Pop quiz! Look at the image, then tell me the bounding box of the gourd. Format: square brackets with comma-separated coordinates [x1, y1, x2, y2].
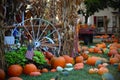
[0, 69, 5, 80]
[108, 49, 118, 57]
[23, 63, 38, 74]
[8, 64, 23, 77]
[56, 66, 63, 72]
[102, 73, 114, 80]
[74, 63, 84, 70]
[64, 63, 73, 71]
[98, 67, 109, 75]
[29, 72, 41, 76]
[95, 60, 102, 67]
[109, 57, 119, 64]
[8, 77, 23, 80]
[88, 68, 98, 74]
[50, 69, 56, 72]
[41, 68, 48, 73]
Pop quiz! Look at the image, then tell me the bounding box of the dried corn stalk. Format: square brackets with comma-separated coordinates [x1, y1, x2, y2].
[0, 3, 6, 69]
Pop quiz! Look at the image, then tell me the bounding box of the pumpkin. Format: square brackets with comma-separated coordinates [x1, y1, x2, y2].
[98, 64, 105, 69]
[88, 68, 95, 74]
[29, 72, 41, 76]
[45, 58, 51, 65]
[23, 63, 38, 74]
[98, 67, 109, 75]
[88, 68, 98, 74]
[0, 69, 5, 80]
[88, 48, 94, 53]
[108, 49, 118, 57]
[44, 51, 54, 59]
[8, 64, 23, 77]
[63, 55, 74, 64]
[109, 57, 119, 64]
[75, 56, 84, 63]
[41, 68, 48, 73]
[50, 69, 56, 72]
[50, 56, 66, 69]
[90, 24, 96, 28]
[8, 77, 23, 80]
[82, 24, 88, 28]
[81, 53, 89, 60]
[109, 46, 117, 50]
[96, 43, 106, 48]
[86, 56, 99, 66]
[94, 47, 101, 53]
[74, 63, 84, 70]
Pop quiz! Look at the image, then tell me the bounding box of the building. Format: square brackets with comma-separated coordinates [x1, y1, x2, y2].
[88, 7, 119, 34]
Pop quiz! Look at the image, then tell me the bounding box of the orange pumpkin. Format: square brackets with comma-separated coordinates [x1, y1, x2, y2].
[82, 24, 88, 28]
[75, 56, 84, 63]
[0, 69, 5, 80]
[90, 24, 96, 28]
[88, 48, 94, 53]
[88, 68, 95, 74]
[50, 56, 65, 69]
[98, 67, 109, 75]
[97, 50, 103, 54]
[81, 53, 89, 60]
[29, 72, 41, 76]
[41, 68, 48, 73]
[74, 63, 84, 70]
[23, 64, 38, 75]
[108, 49, 118, 57]
[88, 68, 98, 74]
[63, 55, 74, 64]
[50, 69, 56, 72]
[44, 51, 54, 59]
[86, 56, 99, 66]
[98, 64, 105, 69]
[45, 58, 51, 65]
[94, 47, 101, 53]
[109, 57, 119, 64]
[96, 43, 106, 48]
[8, 77, 23, 80]
[8, 65, 23, 77]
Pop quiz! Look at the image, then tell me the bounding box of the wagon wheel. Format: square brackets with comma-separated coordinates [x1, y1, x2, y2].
[15, 18, 61, 55]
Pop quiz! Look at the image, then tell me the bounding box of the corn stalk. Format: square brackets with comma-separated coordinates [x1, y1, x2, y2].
[0, 6, 5, 69]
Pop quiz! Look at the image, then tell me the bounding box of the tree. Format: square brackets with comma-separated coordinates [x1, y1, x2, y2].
[78, 0, 108, 24]
[108, 0, 120, 11]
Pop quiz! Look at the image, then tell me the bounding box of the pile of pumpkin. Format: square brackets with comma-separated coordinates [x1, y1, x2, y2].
[0, 42, 120, 80]
[81, 42, 120, 75]
[94, 34, 119, 43]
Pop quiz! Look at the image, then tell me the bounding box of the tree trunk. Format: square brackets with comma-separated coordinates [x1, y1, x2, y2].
[85, 15, 89, 24]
